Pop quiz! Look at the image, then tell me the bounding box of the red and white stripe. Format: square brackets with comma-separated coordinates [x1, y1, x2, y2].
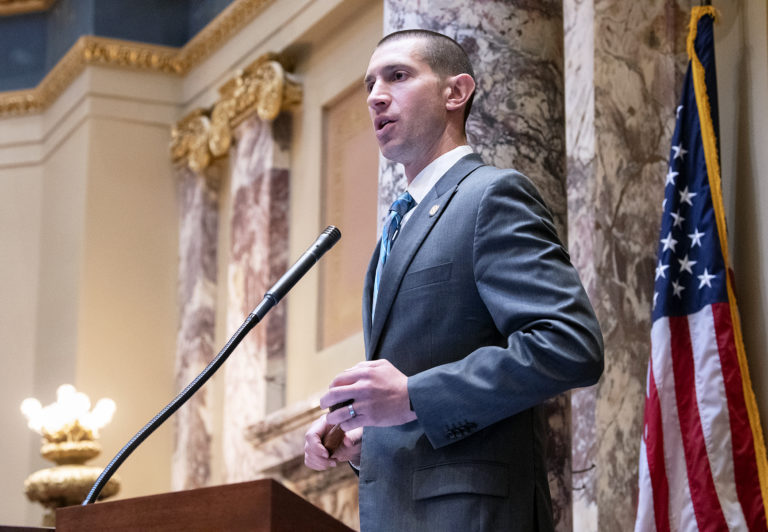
[636, 303, 765, 531]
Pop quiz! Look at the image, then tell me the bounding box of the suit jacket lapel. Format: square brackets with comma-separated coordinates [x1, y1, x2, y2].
[366, 154, 485, 358]
[362, 244, 378, 353]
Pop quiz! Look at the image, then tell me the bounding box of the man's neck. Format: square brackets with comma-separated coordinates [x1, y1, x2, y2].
[404, 133, 468, 182]
[404, 145, 473, 205]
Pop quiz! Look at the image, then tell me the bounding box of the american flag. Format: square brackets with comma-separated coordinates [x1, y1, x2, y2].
[635, 7, 768, 531]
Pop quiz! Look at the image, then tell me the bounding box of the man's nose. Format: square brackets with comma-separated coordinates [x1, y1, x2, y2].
[367, 81, 390, 109]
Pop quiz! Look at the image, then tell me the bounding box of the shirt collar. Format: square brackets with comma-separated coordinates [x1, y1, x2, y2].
[407, 145, 473, 204]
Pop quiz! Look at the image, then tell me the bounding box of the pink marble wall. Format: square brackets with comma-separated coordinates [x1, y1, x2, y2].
[382, 1, 572, 528]
[172, 164, 221, 490]
[224, 114, 290, 482]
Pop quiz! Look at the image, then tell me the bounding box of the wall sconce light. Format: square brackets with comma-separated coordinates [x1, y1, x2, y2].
[20, 384, 120, 526]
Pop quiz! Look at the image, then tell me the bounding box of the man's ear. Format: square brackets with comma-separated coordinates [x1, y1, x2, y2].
[444, 73, 475, 113]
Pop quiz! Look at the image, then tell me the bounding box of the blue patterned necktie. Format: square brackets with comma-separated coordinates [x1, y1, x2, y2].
[372, 190, 416, 320]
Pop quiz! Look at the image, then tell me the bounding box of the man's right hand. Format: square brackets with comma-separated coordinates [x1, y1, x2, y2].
[304, 414, 362, 470]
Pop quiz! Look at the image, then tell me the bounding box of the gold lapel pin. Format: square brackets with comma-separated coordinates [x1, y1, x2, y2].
[429, 204, 440, 216]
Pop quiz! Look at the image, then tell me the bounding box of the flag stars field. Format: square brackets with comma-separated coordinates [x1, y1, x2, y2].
[671, 279, 685, 298]
[672, 143, 688, 160]
[678, 186, 697, 206]
[661, 232, 678, 253]
[666, 169, 679, 186]
[678, 254, 697, 275]
[670, 210, 685, 228]
[697, 268, 715, 289]
[656, 260, 670, 280]
[689, 227, 705, 247]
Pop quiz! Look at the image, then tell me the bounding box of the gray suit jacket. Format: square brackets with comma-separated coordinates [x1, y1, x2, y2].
[358, 154, 603, 531]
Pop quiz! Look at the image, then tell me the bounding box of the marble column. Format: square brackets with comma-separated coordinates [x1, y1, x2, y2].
[172, 164, 221, 490]
[564, 0, 599, 529]
[382, 1, 572, 528]
[223, 114, 290, 482]
[588, 1, 689, 530]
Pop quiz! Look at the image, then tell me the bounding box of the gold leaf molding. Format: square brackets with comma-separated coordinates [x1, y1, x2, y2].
[0, 0, 55, 16]
[171, 54, 302, 173]
[0, 0, 276, 116]
[0, 36, 181, 116]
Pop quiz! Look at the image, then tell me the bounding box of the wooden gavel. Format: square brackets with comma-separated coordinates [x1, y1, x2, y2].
[321, 400, 353, 454]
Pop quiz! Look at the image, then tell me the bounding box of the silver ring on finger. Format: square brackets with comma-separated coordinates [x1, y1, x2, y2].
[348, 405, 357, 418]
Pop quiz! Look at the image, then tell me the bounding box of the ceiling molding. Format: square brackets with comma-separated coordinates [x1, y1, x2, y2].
[0, 0, 278, 117]
[0, 35, 182, 116]
[0, 0, 56, 17]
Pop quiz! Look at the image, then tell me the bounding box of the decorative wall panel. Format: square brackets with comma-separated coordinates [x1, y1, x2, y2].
[319, 84, 379, 349]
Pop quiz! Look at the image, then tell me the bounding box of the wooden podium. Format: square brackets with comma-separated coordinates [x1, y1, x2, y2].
[55, 479, 354, 531]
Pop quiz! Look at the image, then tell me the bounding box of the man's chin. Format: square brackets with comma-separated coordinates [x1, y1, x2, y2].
[378, 144, 405, 165]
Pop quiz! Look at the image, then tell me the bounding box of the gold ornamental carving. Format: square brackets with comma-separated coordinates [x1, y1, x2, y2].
[0, 0, 55, 16]
[172, 111, 214, 174]
[171, 54, 302, 172]
[0, 0, 277, 117]
[80, 37, 183, 74]
[0, 35, 182, 116]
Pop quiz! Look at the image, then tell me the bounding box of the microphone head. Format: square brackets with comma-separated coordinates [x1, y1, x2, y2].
[260, 225, 342, 310]
[321, 225, 342, 245]
[306, 225, 341, 262]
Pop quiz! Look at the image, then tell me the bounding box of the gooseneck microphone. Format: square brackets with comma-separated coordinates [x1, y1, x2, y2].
[256, 225, 342, 319]
[82, 226, 341, 505]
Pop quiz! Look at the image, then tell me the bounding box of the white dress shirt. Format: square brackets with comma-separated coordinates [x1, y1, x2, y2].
[401, 145, 474, 228]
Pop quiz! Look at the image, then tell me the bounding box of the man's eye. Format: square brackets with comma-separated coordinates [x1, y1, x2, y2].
[393, 72, 406, 81]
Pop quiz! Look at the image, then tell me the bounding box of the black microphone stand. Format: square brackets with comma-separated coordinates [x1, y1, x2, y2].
[82, 226, 340, 505]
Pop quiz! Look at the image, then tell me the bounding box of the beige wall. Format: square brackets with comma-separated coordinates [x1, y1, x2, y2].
[0, 163, 43, 526]
[0, 65, 180, 525]
[716, 0, 768, 440]
[75, 114, 179, 499]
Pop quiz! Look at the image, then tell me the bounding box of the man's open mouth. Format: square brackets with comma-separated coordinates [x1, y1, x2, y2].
[377, 118, 395, 130]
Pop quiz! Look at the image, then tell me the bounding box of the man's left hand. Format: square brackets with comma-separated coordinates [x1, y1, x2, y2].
[321, 359, 417, 431]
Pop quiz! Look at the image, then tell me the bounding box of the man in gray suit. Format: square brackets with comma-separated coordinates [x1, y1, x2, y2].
[305, 30, 603, 531]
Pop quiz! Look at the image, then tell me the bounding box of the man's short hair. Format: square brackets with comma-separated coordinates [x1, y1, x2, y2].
[377, 29, 476, 124]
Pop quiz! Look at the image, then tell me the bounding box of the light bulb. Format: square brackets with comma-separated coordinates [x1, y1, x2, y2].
[21, 398, 44, 434]
[20, 398, 42, 419]
[71, 391, 91, 417]
[21, 384, 116, 440]
[56, 384, 76, 403]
